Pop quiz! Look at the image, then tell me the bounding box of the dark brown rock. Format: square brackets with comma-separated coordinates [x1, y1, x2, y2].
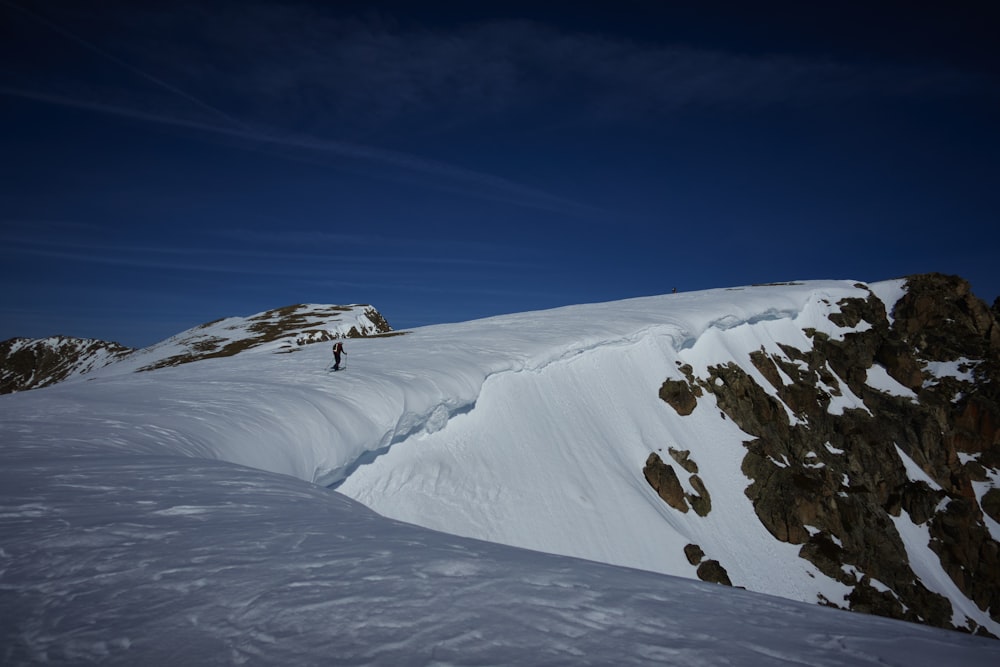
[0, 337, 132, 394]
[688, 474, 712, 517]
[684, 543, 705, 565]
[929, 499, 1000, 618]
[648, 273, 1000, 636]
[983, 489, 1000, 524]
[659, 378, 701, 416]
[643, 453, 689, 513]
[696, 560, 733, 586]
[668, 448, 699, 474]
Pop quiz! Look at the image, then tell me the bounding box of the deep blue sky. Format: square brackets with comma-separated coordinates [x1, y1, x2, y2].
[2, 1, 997, 347]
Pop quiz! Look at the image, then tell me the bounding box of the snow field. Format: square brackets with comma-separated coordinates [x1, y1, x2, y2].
[4, 446, 997, 665]
[3, 279, 999, 662]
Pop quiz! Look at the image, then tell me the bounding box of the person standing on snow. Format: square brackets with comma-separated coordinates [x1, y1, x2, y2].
[332, 341, 346, 370]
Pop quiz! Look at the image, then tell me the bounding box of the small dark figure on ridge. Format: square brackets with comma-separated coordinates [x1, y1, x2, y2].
[332, 341, 346, 370]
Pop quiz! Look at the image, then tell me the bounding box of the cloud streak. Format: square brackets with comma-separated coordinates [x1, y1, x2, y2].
[1, 234, 538, 273]
[2, 0, 250, 131]
[0, 86, 596, 217]
[0, 3, 598, 217]
[88, 6, 987, 128]
[10, 3, 987, 135]
[6, 2, 986, 221]
[207, 228, 529, 257]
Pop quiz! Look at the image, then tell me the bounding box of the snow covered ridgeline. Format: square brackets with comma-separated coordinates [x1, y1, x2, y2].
[0, 303, 395, 392]
[333, 274, 1000, 637]
[130, 303, 395, 372]
[1, 274, 998, 659]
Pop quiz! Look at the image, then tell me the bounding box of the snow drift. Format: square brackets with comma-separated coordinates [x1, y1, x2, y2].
[2, 278, 999, 663]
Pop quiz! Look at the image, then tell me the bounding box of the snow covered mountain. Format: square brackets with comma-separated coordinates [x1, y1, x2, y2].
[0, 303, 393, 392]
[0, 335, 133, 393]
[2, 275, 999, 664]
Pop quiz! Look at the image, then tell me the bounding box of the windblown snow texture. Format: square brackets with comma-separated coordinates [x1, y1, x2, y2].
[2, 280, 998, 664]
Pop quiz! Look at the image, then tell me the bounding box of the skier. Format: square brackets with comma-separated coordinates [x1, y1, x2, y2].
[332, 341, 346, 371]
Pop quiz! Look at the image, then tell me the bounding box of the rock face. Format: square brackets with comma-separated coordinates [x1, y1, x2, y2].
[649, 273, 1000, 637]
[0, 337, 133, 394]
[1, 304, 395, 394]
[643, 449, 712, 517]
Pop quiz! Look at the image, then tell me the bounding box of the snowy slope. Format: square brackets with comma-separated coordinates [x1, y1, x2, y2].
[76, 302, 392, 379]
[2, 279, 999, 663]
[4, 442, 998, 665]
[1, 304, 390, 393]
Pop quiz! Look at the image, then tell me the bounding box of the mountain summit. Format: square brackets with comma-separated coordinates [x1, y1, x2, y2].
[0, 303, 393, 393]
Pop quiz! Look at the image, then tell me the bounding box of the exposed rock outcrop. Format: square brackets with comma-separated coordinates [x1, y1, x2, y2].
[684, 543, 705, 565]
[696, 560, 733, 587]
[669, 447, 699, 474]
[683, 543, 732, 586]
[643, 453, 689, 513]
[644, 450, 711, 516]
[659, 375, 701, 416]
[984, 488, 1000, 524]
[649, 273, 1000, 637]
[0, 337, 133, 394]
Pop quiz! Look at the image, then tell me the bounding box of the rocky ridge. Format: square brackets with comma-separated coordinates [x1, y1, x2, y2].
[0, 336, 133, 394]
[0, 303, 394, 394]
[651, 273, 999, 636]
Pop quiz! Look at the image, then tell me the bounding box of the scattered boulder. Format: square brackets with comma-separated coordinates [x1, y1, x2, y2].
[643, 453, 688, 513]
[688, 475, 712, 517]
[684, 543, 705, 565]
[659, 378, 701, 416]
[669, 448, 699, 474]
[645, 451, 711, 516]
[696, 560, 732, 586]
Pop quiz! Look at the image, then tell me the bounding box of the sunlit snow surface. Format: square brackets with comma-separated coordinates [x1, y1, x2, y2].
[3, 280, 999, 664]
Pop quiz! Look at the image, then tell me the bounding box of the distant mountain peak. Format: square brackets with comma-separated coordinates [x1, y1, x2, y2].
[0, 303, 394, 393]
[135, 303, 395, 371]
[0, 336, 133, 394]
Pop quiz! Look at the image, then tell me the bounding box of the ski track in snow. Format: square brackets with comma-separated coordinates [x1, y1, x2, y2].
[2, 279, 999, 663]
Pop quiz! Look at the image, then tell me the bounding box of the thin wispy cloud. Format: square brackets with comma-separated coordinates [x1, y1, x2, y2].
[3, 235, 538, 272]
[0, 2, 599, 218]
[6, 2, 985, 222]
[0, 219, 108, 239]
[4, 1, 996, 348]
[208, 228, 530, 257]
[2, 0, 249, 131]
[84, 6, 986, 127]
[308, 277, 566, 300]
[0, 84, 595, 217]
[7, 246, 514, 280]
